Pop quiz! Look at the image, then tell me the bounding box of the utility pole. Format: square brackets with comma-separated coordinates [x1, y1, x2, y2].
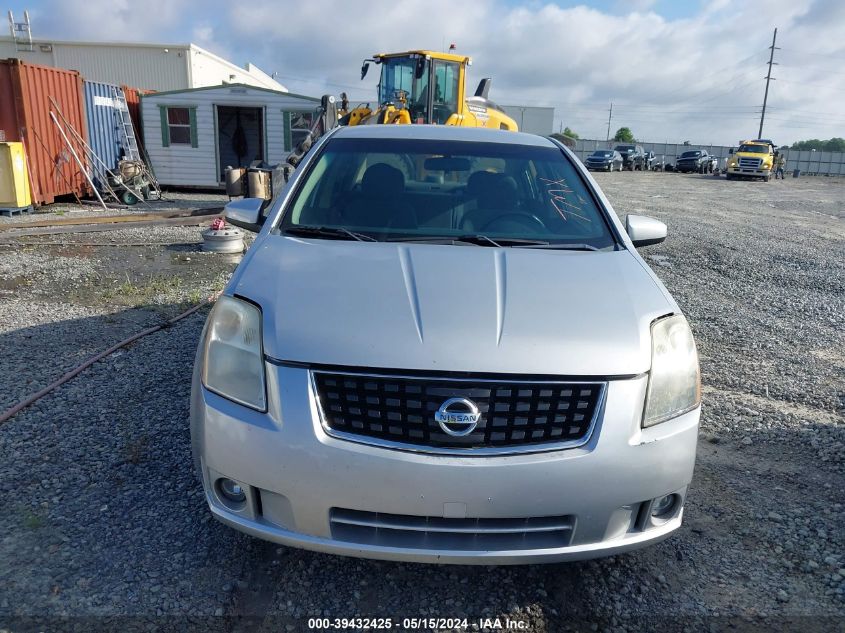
[606, 102, 613, 142]
[759, 28, 779, 139]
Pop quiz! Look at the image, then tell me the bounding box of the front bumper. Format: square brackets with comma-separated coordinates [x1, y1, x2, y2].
[191, 364, 699, 564]
[728, 166, 771, 176]
[675, 163, 700, 172]
[586, 162, 612, 171]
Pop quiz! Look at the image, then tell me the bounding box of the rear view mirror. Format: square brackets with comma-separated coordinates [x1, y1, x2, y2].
[424, 157, 470, 172]
[360, 62, 370, 80]
[626, 215, 667, 248]
[224, 198, 265, 233]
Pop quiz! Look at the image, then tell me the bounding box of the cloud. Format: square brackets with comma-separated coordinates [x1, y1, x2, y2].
[21, 0, 845, 144]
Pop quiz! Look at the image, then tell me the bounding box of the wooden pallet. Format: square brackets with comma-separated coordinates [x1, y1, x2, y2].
[0, 205, 33, 218]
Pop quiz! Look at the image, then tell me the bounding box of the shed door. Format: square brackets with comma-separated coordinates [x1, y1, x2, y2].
[216, 105, 264, 181]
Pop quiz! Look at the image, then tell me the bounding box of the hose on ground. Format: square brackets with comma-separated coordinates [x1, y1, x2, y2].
[0, 294, 219, 425]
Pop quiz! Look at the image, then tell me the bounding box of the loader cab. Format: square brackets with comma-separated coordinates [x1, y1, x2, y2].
[373, 52, 466, 125]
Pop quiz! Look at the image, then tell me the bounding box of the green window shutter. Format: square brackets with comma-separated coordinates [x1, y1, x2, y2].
[159, 106, 170, 147]
[189, 107, 198, 148]
[283, 111, 292, 152]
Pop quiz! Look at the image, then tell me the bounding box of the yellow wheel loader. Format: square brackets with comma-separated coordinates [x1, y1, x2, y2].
[285, 50, 517, 171]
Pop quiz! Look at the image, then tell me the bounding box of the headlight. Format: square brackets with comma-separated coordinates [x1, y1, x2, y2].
[643, 315, 700, 427]
[202, 296, 266, 411]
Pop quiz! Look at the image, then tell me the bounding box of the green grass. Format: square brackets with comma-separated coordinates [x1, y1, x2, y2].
[102, 273, 184, 304]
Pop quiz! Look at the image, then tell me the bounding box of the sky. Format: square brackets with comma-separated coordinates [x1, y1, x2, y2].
[8, 0, 845, 145]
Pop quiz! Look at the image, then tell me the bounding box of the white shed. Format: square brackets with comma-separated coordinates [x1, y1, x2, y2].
[141, 84, 319, 188]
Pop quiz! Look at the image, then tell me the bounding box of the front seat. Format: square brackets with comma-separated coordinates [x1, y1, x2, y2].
[341, 163, 415, 229]
[460, 174, 520, 232]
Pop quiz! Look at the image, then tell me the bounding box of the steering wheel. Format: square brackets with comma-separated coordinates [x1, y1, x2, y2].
[481, 213, 546, 233]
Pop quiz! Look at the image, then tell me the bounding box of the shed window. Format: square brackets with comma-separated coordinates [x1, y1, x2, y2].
[168, 108, 192, 144]
[160, 106, 197, 147]
[283, 111, 315, 152]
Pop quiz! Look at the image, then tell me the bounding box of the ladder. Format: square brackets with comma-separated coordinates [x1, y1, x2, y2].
[111, 86, 162, 198]
[7, 10, 33, 52]
[112, 86, 141, 161]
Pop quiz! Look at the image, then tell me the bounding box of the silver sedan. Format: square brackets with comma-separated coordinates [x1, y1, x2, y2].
[191, 125, 700, 564]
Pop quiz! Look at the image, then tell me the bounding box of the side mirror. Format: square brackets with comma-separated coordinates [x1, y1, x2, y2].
[360, 62, 370, 80]
[224, 197, 265, 233]
[626, 214, 667, 248]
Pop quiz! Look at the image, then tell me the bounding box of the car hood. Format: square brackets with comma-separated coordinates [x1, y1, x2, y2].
[233, 237, 676, 375]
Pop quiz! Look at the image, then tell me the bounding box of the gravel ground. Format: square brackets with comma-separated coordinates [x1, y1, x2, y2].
[0, 190, 229, 225]
[0, 172, 843, 633]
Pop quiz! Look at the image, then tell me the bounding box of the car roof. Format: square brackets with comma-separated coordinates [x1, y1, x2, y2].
[331, 124, 556, 147]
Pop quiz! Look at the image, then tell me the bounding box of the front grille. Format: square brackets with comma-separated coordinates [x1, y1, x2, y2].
[330, 508, 574, 550]
[739, 157, 762, 168]
[312, 370, 604, 453]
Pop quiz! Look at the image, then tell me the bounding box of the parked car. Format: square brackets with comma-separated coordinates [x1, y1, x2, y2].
[675, 149, 712, 173]
[613, 144, 647, 170]
[585, 149, 623, 172]
[193, 125, 701, 565]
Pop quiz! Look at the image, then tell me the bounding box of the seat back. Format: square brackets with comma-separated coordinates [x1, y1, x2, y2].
[460, 173, 520, 232]
[342, 163, 415, 229]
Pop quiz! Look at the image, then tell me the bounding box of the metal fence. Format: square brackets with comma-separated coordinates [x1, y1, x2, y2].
[572, 138, 845, 176]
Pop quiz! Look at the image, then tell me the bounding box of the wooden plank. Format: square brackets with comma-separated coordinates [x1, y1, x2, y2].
[0, 206, 222, 231]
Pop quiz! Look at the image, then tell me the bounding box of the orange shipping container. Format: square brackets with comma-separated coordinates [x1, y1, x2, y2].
[0, 59, 89, 205]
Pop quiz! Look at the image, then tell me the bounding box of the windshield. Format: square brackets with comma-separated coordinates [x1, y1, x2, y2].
[281, 137, 616, 249]
[680, 151, 701, 158]
[378, 56, 430, 122]
[590, 151, 613, 157]
[738, 144, 769, 154]
[615, 145, 634, 152]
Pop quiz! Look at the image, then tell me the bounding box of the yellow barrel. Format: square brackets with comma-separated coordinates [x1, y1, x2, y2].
[0, 142, 32, 210]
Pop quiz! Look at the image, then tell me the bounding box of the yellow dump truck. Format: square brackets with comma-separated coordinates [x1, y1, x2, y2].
[725, 139, 776, 182]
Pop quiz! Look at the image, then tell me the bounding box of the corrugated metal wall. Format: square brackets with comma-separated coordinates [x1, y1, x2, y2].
[84, 80, 123, 173]
[0, 58, 88, 204]
[500, 105, 555, 136]
[51, 43, 188, 91]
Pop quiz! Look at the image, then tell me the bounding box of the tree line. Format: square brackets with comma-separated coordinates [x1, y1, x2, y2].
[789, 138, 845, 152]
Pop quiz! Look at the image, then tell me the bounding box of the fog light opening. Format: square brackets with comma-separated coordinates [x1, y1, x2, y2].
[216, 477, 247, 508]
[651, 494, 679, 520]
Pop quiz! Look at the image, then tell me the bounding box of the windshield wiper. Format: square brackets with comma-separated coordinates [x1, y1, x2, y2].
[385, 235, 550, 247]
[284, 225, 377, 242]
[455, 235, 551, 247]
[512, 242, 600, 251]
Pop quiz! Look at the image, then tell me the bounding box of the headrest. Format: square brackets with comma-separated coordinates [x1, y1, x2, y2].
[478, 174, 518, 209]
[466, 170, 496, 196]
[362, 163, 405, 197]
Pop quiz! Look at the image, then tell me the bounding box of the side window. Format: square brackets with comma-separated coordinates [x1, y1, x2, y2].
[284, 111, 315, 152]
[432, 61, 460, 124]
[160, 106, 196, 147]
